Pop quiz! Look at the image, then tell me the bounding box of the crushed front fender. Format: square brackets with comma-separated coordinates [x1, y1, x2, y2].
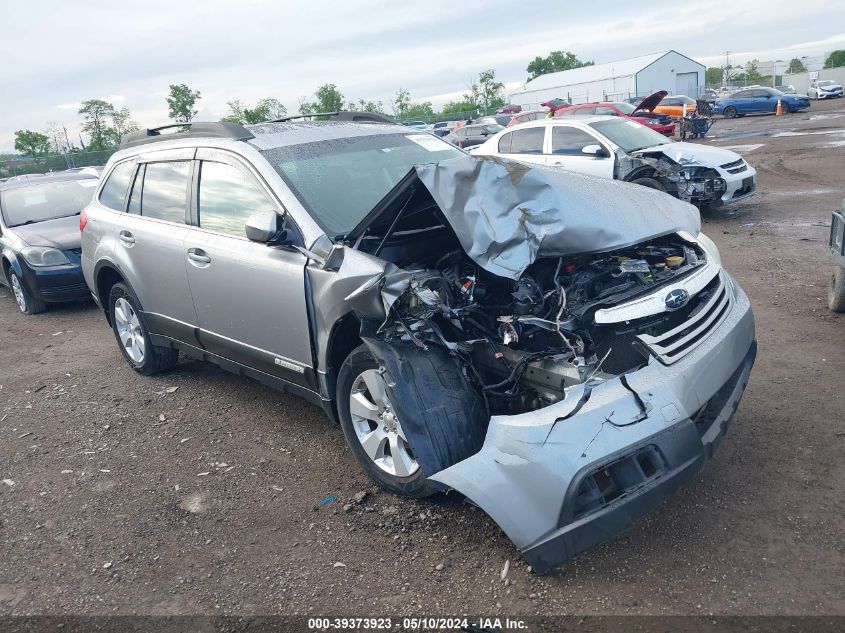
[429, 278, 756, 574]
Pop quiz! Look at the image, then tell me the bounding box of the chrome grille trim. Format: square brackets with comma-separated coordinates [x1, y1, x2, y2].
[637, 272, 733, 365]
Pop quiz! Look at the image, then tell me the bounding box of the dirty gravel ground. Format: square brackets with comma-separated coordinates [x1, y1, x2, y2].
[1, 100, 844, 618]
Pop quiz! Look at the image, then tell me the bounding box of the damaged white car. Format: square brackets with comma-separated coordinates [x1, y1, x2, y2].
[83, 118, 757, 574]
[473, 116, 757, 208]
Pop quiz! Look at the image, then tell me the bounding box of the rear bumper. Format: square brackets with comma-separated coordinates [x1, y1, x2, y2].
[430, 274, 756, 573]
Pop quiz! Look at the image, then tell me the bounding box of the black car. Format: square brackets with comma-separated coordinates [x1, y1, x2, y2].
[0, 173, 98, 314]
[444, 123, 504, 148]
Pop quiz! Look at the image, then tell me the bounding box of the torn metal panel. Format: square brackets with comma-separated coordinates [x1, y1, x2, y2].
[412, 155, 701, 280]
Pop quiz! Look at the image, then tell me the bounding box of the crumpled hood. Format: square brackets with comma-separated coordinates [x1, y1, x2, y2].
[10, 215, 81, 250]
[411, 155, 700, 279]
[636, 142, 742, 167]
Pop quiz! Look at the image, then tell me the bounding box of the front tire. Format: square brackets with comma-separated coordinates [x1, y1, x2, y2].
[337, 344, 434, 498]
[723, 106, 737, 119]
[109, 282, 178, 375]
[8, 271, 46, 315]
[829, 266, 845, 313]
[631, 177, 666, 192]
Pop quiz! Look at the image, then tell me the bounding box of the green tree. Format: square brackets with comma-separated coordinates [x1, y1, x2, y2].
[14, 130, 51, 157]
[705, 67, 723, 86]
[824, 50, 845, 69]
[787, 58, 807, 74]
[526, 50, 594, 81]
[405, 102, 435, 121]
[392, 88, 411, 118]
[347, 99, 385, 114]
[166, 83, 201, 122]
[440, 100, 477, 120]
[476, 69, 505, 111]
[223, 98, 287, 124]
[78, 99, 116, 151]
[299, 84, 345, 115]
[107, 107, 140, 146]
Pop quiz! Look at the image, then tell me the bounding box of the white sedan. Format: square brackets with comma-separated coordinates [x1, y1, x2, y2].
[472, 116, 757, 208]
[808, 80, 844, 100]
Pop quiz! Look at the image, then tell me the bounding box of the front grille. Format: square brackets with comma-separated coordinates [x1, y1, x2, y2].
[39, 282, 89, 298]
[720, 158, 747, 174]
[638, 272, 733, 364]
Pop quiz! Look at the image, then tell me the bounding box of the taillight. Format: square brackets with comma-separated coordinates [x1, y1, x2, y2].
[79, 209, 88, 232]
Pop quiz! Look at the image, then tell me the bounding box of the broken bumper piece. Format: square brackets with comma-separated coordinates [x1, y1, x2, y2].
[430, 276, 756, 574]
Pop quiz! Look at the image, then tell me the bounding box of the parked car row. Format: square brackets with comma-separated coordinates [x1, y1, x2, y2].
[713, 87, 811, 118]
[2, 115, 759, 576]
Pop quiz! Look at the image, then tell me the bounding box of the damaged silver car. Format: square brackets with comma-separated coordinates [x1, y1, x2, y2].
[82, 117, 757, 574]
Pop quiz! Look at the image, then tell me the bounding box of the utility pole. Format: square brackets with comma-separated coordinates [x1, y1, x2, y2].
[723, 51, 731, 86]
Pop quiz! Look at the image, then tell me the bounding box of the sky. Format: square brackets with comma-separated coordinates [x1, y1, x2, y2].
[2, 0, 845, 153]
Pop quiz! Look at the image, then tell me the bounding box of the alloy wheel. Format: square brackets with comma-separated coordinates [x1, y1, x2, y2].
[10, 274, 26, 312]
[114, 297, 146, 363]
[349, 369, 419, 478]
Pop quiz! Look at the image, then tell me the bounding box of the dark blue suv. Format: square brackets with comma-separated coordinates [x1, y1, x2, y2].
[714, 87, 810, 118]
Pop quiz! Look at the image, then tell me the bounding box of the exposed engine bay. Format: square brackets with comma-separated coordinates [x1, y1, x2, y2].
[369, 233, 706, 415]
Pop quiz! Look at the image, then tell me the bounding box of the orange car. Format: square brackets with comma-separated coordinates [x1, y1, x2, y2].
[650, 95, 698, 117]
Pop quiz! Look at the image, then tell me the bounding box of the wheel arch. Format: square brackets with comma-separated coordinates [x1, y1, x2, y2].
[93, 260, 129, 325]
[322, 311, 363, 424]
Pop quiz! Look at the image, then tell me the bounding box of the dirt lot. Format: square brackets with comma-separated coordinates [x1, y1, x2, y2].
[1, 100, 844, 618]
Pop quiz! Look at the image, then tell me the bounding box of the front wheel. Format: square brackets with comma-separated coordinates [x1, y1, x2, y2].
[631, 177, 666, 192]
[829, 266, 845, 313]
[109, 282, 178, 375]
[723, 106, 737, 119]
[337, 344, 435, 498]
[8, 271, 46, 315]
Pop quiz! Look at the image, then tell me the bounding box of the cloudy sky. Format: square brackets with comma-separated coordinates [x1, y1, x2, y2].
[2, 0, 845, 152]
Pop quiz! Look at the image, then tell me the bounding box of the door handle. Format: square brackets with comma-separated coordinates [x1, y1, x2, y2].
[187, 248, 211, 265]
[118, 230, 135, 245]
[551, 161, 564, 166]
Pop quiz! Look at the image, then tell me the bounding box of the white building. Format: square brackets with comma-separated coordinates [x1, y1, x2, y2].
[509, 50, 706, 110]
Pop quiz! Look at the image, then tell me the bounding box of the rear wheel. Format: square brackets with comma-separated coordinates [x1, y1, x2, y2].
[723, 106, 737, 119]
[337, 344, 434, 498]
[109, 282, 178, 375]
[829, 266, 845, 313]
[8, 271, 46, 315]
[631, 177, 666, 192]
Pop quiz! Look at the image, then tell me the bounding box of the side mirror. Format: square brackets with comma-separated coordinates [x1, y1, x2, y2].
[582, 144, 609, 158]
[245, 211, 282, 243]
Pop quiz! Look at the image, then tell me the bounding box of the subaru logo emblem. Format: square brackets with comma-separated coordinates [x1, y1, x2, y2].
[665, 289, 690, 311]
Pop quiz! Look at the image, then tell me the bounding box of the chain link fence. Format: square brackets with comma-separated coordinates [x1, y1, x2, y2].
[1, 149, 115, 179]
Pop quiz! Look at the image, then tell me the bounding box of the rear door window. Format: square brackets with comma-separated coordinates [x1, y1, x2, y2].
[133, 161, 191, 223]
[509, 127, 546, 154]
[98, 161, 135, 210]
[197, 161, 276, 237]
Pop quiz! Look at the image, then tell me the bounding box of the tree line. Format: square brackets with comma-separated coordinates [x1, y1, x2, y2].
[704, 50, 845, 87]
[11, 50, 596, 158]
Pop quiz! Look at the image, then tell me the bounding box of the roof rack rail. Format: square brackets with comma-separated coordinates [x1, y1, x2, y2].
[267, 111, 397, 124]
[120, 122, 255, 149]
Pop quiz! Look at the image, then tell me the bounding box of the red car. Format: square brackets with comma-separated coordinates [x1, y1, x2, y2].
[554, 91, 675, 136]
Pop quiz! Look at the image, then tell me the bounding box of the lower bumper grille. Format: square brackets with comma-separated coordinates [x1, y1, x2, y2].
[638, 272, 733, 364]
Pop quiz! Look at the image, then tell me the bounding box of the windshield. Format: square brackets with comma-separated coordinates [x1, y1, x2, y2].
[262, 133, 463, 236]
[614, 103, 636, 114]
[0, 178, 97, 228]
[483, 124, 504, 134]
[589, 118, 673, 152]
[818, 80, 835, 87]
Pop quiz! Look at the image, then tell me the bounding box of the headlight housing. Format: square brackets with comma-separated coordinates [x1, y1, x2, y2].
[20, 246, 71, 267]
[696, 232, 722, 267]
[647, 118, 661, 125]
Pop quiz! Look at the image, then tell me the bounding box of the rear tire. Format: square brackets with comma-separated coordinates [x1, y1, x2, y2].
[724, 106, 737, 119]
[108, 282, 178, 375]
[829, 266, 845, 313]
[631, 177, 666, 192]
[8, 271, 46, 315]
[337, 344, 435, 498]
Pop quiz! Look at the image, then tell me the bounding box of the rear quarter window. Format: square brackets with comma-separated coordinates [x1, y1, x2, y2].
[98, 162, 135, 210]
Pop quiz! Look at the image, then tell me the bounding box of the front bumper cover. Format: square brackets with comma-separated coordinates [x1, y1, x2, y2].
[429, 275, 756, 574]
